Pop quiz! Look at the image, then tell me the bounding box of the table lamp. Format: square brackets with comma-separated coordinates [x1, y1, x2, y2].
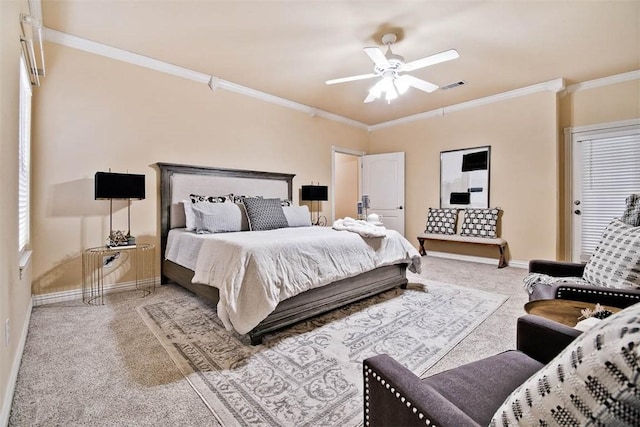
[95, 171, 145, 247]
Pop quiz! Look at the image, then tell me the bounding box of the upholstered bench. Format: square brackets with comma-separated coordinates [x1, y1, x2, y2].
[417, 233, 508, 268]
[418, 207, 508, 268]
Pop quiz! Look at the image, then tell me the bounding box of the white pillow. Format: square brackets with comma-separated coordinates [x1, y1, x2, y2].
[183, 200, 196, 231]
[283, 205, 312, 227]
[582, 219, 640, 289]
[192, 202, 244, 233]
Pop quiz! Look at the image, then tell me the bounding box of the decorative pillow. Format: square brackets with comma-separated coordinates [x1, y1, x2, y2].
[424, 208, 458, 235]
[182, 200, 196, 231]
[242, 197, 289, 231]
[283, 205, 312, 227]
[582, 219, 640, 289]
[460, 208, 500, 238]
[490, 302, 640, 426]
[189, 193, 232, 204]
[621, 194, 640, 227]
[191, 202, 244, 233]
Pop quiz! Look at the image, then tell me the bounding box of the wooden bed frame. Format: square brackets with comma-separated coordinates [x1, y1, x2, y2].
[156, 162, 408, 345]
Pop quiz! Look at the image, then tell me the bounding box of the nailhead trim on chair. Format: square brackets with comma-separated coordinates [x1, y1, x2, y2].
[557, 287, 640, 301]
[363, 363, 436, 426]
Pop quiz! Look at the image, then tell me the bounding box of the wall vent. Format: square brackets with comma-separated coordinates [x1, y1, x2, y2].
[441, 80, 467, 90]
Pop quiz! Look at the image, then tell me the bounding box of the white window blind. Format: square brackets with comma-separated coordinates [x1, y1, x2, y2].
[19, 55, 32, 252]
[579, 133, 640, 259]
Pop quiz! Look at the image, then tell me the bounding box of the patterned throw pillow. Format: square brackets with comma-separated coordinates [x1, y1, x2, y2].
[189, 193, 232, 204]
[424, 208, 458, 235]
[582, 219, 640, 289]
[242, 198, 289, 231]
[621, 194, 640, 227]
[490, 302, 640, 426]
[460, 208, 500, 238]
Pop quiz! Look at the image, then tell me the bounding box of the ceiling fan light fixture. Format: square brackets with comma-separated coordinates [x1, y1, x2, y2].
[394, 77, 410, 95]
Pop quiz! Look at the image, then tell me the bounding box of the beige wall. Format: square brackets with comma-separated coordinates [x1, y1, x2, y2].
[1, 0, 34, 422]
[31, 43, 369, 296]
[560, 79, 640, 129]
[369, 91, 560, 263]
[334, 152, 359, 219]
[556, 79, 640, 258]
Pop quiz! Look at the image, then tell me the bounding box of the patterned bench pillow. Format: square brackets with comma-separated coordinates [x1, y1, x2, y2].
[460, 208, 501, 238]
[424, 208, 458, 235]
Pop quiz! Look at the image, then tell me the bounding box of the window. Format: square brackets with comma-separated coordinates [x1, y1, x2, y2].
[19, 55, 32, 252]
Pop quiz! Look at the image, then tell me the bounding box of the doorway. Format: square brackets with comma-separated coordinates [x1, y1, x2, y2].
[332, 148, 362, 221]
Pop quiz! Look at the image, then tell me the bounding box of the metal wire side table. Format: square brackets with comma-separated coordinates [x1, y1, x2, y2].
[82, 244, 155, 305]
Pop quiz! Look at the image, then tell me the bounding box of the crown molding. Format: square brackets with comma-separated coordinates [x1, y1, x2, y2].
[43, 28, 369, 131]
[42, 28, 638, 133]
[369, 78, 565, 132]
[563, 70, 640, 95]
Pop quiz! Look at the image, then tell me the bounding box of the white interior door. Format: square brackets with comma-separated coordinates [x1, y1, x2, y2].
[362, 152, 405, 235]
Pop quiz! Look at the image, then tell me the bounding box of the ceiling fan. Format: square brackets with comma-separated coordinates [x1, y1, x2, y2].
[325, 33, 459, 103]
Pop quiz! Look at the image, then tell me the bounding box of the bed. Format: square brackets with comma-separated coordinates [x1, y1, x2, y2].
[156, 162, 421, 345]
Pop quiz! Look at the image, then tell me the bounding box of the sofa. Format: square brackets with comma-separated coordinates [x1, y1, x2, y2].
[363, 304, 640, 426]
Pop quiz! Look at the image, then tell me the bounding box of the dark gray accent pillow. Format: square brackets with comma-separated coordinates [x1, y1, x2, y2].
[242, 198, 289, 231]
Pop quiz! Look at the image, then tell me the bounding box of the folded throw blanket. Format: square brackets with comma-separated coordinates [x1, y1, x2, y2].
[522, 273, 589, 294]
[332, 217, 387, 238]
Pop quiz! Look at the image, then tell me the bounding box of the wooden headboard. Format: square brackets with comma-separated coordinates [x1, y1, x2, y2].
[155, 162, 295, 257]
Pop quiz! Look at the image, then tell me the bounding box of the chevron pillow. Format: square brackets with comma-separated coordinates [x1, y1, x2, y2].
[491, 302, 640, 426]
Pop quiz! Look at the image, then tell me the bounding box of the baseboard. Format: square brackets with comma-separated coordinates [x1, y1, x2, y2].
[32, 277, 161, 306]
[1, 297, 33, 427]
[426, 251, 528, 269]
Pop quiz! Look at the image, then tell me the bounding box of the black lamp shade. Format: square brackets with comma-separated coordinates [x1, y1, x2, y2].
[301, 185, 328, 201]
[95, 172, 146, 200]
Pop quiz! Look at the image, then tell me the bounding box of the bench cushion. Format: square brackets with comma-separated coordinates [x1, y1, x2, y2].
[418, 233, 505, 245]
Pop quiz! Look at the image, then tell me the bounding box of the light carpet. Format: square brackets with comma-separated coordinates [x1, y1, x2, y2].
[137, 273, 507, 427]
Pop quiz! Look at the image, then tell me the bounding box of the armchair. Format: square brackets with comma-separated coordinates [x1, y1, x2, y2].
[528, 259, 640, 308]
[364, 303, 640, 426]
[363, 315, 580, 427]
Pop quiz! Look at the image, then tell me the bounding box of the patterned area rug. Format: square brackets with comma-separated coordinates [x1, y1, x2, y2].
[138, 274, 507, 426]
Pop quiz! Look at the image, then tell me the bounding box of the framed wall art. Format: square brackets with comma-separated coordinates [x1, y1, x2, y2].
[440, 146, 491, 209]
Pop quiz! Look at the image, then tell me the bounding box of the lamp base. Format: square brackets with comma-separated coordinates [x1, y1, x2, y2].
[108, 230, 136, 247]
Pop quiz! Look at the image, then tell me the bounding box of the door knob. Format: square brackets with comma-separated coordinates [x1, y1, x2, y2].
[398, 206, 403, 210]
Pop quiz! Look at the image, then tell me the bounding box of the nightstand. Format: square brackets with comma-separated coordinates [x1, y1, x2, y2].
[82, 243, 155, 305]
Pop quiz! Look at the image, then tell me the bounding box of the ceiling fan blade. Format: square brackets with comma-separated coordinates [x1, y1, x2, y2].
[363, 91, 378, 103]
[399, 75, 439, 93]
[364, 47, 390, 68]
[403, 49, 459, 72]
[325, 73, 377, 85]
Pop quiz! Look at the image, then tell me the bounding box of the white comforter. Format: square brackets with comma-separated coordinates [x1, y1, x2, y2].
[190, 226, 421, 335]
